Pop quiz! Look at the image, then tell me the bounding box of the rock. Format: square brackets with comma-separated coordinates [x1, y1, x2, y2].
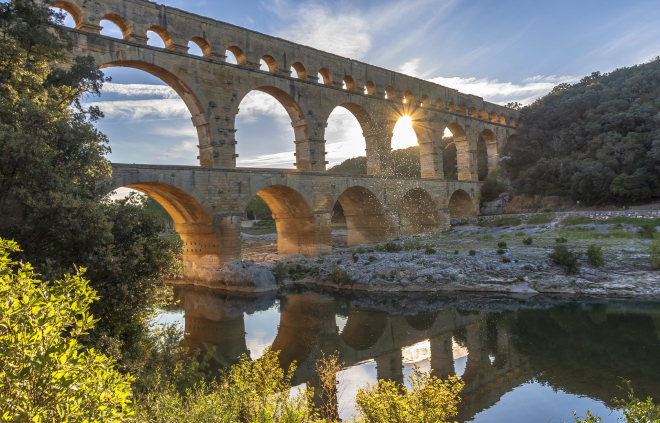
[174, 261, 277, 293]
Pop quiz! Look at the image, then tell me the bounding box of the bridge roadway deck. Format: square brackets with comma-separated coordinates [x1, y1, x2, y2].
[110, 163, 480, 266]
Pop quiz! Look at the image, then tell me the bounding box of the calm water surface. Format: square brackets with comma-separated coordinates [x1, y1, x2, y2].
[161, 287, 660, 423]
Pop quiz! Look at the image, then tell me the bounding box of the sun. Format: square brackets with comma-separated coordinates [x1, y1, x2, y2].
[391, 115, 418, 150]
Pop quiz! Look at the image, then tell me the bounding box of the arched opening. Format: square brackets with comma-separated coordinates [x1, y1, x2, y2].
[499, 114, 507, 125]
[225, 46, 246, 65]
[459, 105, 468, 116]
[509, 117, 516, 127]
[340, 307, 388, 351]
[441, 127, 458, 180]
[364, 81, 376, 95]
[99, 15, 130, 39]
[385, 86, 396, 100]
[403, 90, 414, 104]
[470, 107, 478, 119]
[399, 188, 442, 235]
[325, 103, 371, 169]
[317, 68, 333, 85]
[235, 87, 304, 169]
[445, 123, 473, 181]
[449, 189, 475, 217]
[343, 75, 356, 91]
[448, 102, 456, 113]
[479, 129, 498, 177]
[420, 95, 430, 108]
[491, 112, 499, 123]
[336, 186, 393, 246]
[260, 55, 279, 72]
[147, 25, 172, 49]
[290, 62, 306, 79]
[252, 185, 316, 255]
[391, 115, 417, 150]
[480, 109, 489, 121]
[110, 182, 221, 277]
[241, 194, 276, 261]
[189, 37, 211, 58]
[436, 99, 445, 110]
[92, 63, 208, 166]
[49, 3, 79, 28]
[405, 311, 438, 331]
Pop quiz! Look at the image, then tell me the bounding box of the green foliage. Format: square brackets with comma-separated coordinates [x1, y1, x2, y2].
[272, 262, 289, 283]
[650, 240, 660, 269]
[330, 265, 353, 286]
[637, 223, 657, 239]
[245, 195, 273, 220]
[598, 216, 660, 227]
[403, 238, 422, 251]
[523, 237, 533, 245]
[503, 59, 660, 205]
[142, 197, 174, 232]
[480, 172, 508, 204]
[586, 244, 605, 266]
[442, 140, 458, 180]
[497, 241, 508, 248]
[328, 156, 367, 175]
[549, 244, 581, 274]
[133, 349, 319, 422]
[562, 216, 594, 225]
[376, 241, 403, 253]
[354, 369, 464, 423]
[575, 384, 660, 423]
[469, 249, 476, 256]
[527, 213, 556, 224]
[556, 237, 568, 243]
[0, 238, 132, 421]
[352, 252, 359, 262]
[454, 250, 459, 254]
[502, 257, 511, 263]
[424, 245, 437, 254]
[496, 249, 506, 255]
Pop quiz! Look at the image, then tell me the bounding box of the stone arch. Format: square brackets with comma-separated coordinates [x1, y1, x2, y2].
[113, 182, 221, 276]
[189, 37, 211, 57]
[99, 13, 131, 40]
[343, 75, 356, 91]
[459, 104, 468, 116]
[448, 102, 457, 113]
[291, 62, 307, 79]
[336, 186, 393, 246]
[385, 85, 396, 100]
[499, 114, 507, 125]
[470, 107, 478, 118]
[436, 99, 445, 110]
[147, 25, 174, 49]
[405, 311, 438, 331]
[318, 68, 333, 85]
[364, 81, 376, 95]
[445, 123, 474, 181]
[398, 188, 443, 235]
[479, 129, 498, 176]
[99, 60, 211, 166]
[260, 54, 279, 72]
[324, 102, 374, 173]
[449, 189, 476, 217]
[403, 90, 415, 104]
[254, 185, 316, 255]
[491, 112, 499, 123]
[509, 117, 516, 127]
[421, 94, 430, 107]
[480, 109, 489, 121]
[50, 1, 82, 29]
[340, 307, 388, 351]
[226, 45, 247, 65]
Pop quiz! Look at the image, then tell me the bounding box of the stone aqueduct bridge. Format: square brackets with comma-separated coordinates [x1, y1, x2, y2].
[53, 0, 518, 270]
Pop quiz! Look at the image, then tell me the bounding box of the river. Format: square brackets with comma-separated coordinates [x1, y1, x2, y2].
[157, 286, 660, 422]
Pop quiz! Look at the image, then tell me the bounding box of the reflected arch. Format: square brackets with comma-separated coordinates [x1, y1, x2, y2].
[398, 188, 443, 235]
[340, 307, 388, 351]
[99, 60, 210, 165]
[336, 186, 394, 246]
[448, 189, 476, 217]
[251, 185, 317, 255]
[111, 182, 221, 275]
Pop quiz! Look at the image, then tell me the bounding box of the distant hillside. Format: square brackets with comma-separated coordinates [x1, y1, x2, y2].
[503, 58, 660, 206]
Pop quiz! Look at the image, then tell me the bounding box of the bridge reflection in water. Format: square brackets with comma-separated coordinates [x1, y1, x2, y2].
[170, 287, 660, 422]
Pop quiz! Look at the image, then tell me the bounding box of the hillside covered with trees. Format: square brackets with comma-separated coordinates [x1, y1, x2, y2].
[503, 58, 660, 206]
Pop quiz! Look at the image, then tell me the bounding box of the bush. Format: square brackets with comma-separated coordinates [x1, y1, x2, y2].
[330, 264, 353, 286]
[469, 250, 476, 256]
[352, 252, 359, 263]
[0, 238, 132, 421]
[376, 241, 402, 253]
[556, 237, 568, 243]
[497, 241, 508, 248]
[272, 262, 289, 282]
[502, 258, 511, 263]
[549, 244, 580, 274]
[527, 213, 556, 224]
[354, 369, 464, 423]
[496, 249, 506, 255]
[454, 250, 459, 254]
[424, 246, 437, 255]
[523, 237, 533, 245]
[403, 238, 422, 251]
[638, 223, 657, 239]
[586, 244, 604, 266]
[650, 240, 660, 269]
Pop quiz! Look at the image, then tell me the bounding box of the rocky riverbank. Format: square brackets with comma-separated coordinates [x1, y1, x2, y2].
[252, 214, 659, 297]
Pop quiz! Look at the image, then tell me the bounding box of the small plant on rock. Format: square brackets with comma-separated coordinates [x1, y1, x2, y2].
[638, 223, 657, 239]
[352, 252, 359, 263]
[496, 249, 506, 255]
[331, 265, 353, 286]
[586, 244, 604, 266]
[556, 237, 568, 243]
[424, 246, 437, 255]
[469, 250, 476, 256]
[497, 241, 508, 249]
[272, 262, 289, 283]
[549, 244, 580, 274]
[650, 240, 660, 269]
[523, 237, 533, 245]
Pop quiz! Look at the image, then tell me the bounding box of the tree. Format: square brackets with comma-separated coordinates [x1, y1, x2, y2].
[0, 238, 133, 422]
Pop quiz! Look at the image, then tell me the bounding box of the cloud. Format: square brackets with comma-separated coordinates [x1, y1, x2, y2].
[428, 74, 579, 105]
[237, 91, 291, 123]
[100, 82, 179, 99]
[238, 150, 296, 168]
[397, 58, 422, 78]
[86, 99, 192, 120]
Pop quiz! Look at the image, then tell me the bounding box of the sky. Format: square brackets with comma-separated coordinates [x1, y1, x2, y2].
[57, 0, 660, 168]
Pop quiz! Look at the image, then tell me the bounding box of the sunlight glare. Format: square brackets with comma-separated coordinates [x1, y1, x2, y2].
[443, 127, 453, 138]
[391, 115, 418, 150]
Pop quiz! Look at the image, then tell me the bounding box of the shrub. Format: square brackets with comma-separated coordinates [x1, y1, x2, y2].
[368, 256, 377, 263]
[425, 246, 437, 255]
[272, 262, 289, 282]
[556, 237, 568, 243]
[403, 238, 422, 251]
[527, 213, 556, 224]
[515, 231, 525, 237]
[523, 237, 533, 245]
[354, 369, 464, 423]
[586, 244, 604, 266]
[355, 247, 367, 254]
[352, 252, 359, 263]
[549, 244, 580, 274]
[376, 241, 402, 253]
[497, 241, 508, 249]
[330, 264, 353, 286]
[502, 258, 511, 263]
[454, 250, 459, 255]
[638, 223, 657, 239]
[469, 250, 476, 256]
[650, 240, 660, 269]
[496, 249, 506, 255]
[0, 238, 132, 421]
